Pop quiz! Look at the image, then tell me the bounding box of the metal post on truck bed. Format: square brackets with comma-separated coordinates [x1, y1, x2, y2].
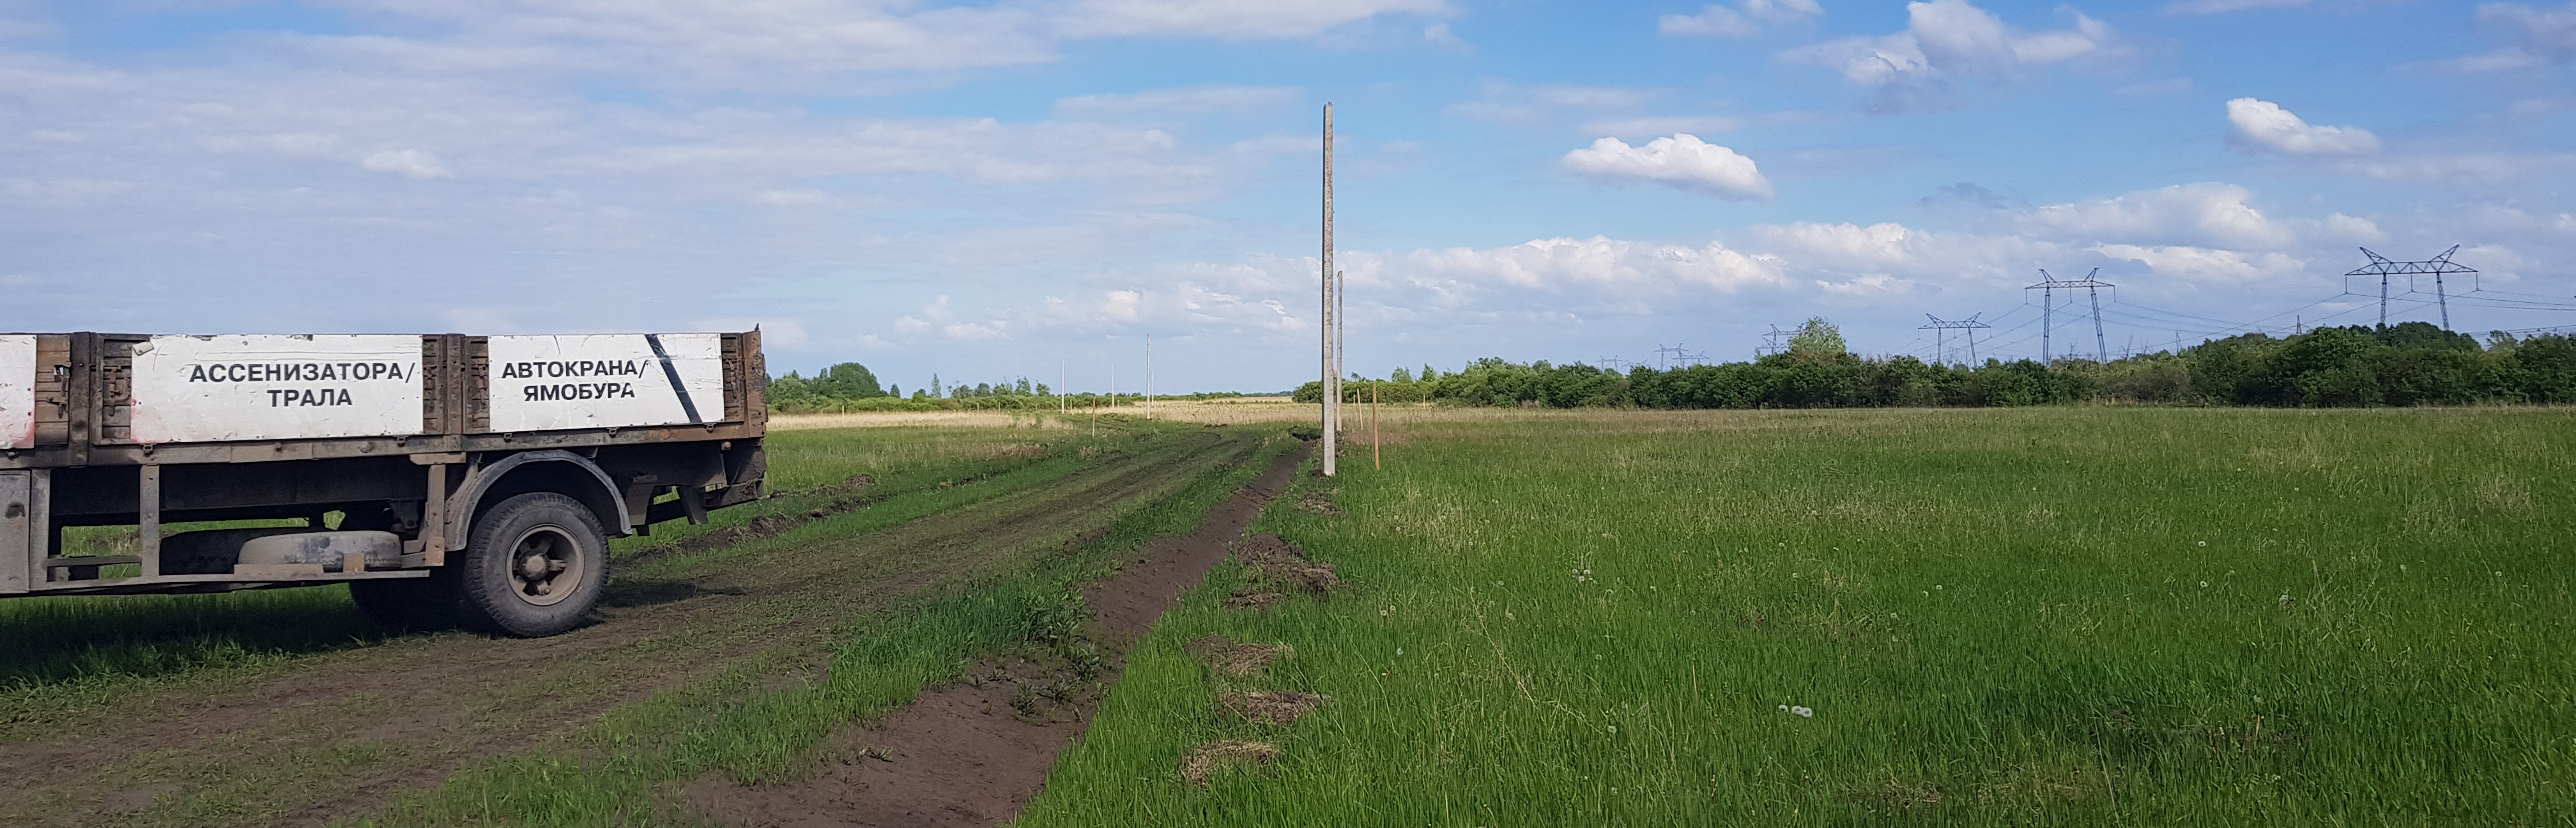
[422, 461, 447, 567]
[137, 463, 160, 578]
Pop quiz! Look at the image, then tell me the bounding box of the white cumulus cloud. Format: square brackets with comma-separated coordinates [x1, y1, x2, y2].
[1562, 134, 1773, 199]
[1053, 84, 1301, 116]
[1409, 236, 1784, 293]
[1781, 0, 2114, 111]
[2021, 183, 2299, 249]
[2225, 98, 2380, 157]
[1061, 0, 1452, 40]
[2094, 244, 2307, 283]
[361, 148, 450, 179]
[1661, 0, 1822, 36]
[2165, 0, 2309, 14]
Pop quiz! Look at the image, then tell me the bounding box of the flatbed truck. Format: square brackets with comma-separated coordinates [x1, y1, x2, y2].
[0, 330, 768, 636]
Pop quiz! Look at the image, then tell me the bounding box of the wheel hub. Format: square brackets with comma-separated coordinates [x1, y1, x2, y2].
[504, 526, 584, 607]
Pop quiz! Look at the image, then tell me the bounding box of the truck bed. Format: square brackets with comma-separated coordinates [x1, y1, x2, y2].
[2, 331, 769, 596]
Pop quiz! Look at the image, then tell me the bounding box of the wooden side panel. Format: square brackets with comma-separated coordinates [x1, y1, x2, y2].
[32, 335, 69, 447]
[742, 328, 765, 431]
[95, 337, 139, 444]
[721, 333, 745, 422]
[464, 336, 491, 433]
[420, 335, 448, 436]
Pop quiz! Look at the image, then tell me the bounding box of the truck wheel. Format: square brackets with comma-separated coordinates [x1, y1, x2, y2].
[348, 577, 461, 631]
[454, 492, 608, 638]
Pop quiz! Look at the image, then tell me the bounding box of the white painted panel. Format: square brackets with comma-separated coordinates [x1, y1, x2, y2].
[129, 335, 424, 443]
[486, 334, 723, 432]
[0, 335, 33, 450]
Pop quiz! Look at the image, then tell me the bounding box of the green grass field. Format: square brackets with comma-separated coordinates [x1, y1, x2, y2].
[1023, 407, 2576, 826]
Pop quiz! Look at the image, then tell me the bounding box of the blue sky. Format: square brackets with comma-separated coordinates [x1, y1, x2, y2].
[4, 0, 2572, 392]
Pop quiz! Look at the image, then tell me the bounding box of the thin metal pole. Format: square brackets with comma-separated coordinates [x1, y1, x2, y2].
[1145, 334, 1152, 420]
[137, 464, 160, 578]
[1321, 102, 1337, 477]
[1371, 380, 1379, 471]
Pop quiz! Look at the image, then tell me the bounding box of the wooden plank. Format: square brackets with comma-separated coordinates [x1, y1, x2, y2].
[1, 471, 29, 593]
[422, 463, 448, 562]
[65, 333, 93, 466]
[464, 336, 491, 433]
[95, 337, 135, 444]
[420, 334, 447, 436]
[742, 328, 766, 429]
[32, 334, 68, 447]
[721, 333, 745, 422]
[137, 464, 160, 578]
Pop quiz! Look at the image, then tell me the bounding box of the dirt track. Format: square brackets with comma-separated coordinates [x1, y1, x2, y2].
[688, 438, 1307, 826]
[0, 430, 1259, 827]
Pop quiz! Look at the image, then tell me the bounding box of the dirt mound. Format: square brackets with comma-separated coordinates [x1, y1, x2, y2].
[1179, 740, 1278, 787]
[1183, 636, 1291, 678]
[1295, 491, 1342, 516]
[1222, 534, 1342, 609]
[1218, 690, 1328, 725]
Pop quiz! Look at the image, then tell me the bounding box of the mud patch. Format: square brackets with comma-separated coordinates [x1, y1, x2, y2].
[1849, 781, 1945, 811]
[1220, 590, 1284, 610]
[1217, 690, 1328, 725]
[688, 441, 1308, 827]
[1295, 491, 1342, 516]
[1222, 533, 1343, 609]
[1178, 740, 1277, 788]
[1183, 636, 1291, 679]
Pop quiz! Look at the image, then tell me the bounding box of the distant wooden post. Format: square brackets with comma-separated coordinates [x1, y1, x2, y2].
[1371, 380, 1380, 470]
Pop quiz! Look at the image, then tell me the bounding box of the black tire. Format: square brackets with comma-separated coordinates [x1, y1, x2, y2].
[453, 492, 610, 638]
[348, 576, 462, 631]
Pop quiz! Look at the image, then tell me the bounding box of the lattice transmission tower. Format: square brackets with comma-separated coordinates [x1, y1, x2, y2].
[1756, 325, 1793, 356]
[2027, 269, 2114, 362]
[1919, 313, 1992, 366]
[2347, 245, 2476, 330]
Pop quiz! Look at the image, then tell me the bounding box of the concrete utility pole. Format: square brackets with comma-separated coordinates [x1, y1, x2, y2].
[1321, 103, 1338, 477]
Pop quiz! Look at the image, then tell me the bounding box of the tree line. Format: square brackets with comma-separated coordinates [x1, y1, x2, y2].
[767, 362, 1240, 412]
[1294, 319, 2576, 409]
